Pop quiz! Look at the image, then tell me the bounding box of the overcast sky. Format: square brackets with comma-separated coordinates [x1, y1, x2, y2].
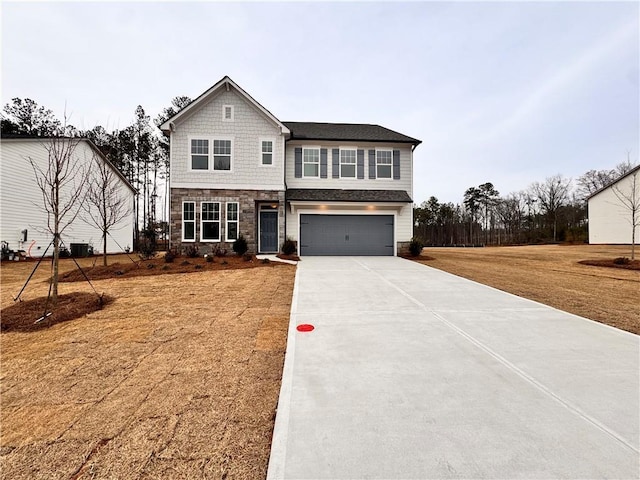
[2, 1, 638, 204]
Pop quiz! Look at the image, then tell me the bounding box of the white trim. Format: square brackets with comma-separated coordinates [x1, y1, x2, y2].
[171, 182, 285, 190]
[302, 146, 321, 178]
[225, 202, 239, 242]
[186, 136, 234, 173]
[296, 209, 397, 257]
[182, 201, 196, 242]
[375, 148, 393, 179]
[288, 201, 407, 213]
[200, 201, 221, 242]
[213, 137, 234, 172]
[259, 137, 276, 167]
[222, 104, 234, 122]
[188, 137, 210, 172]
[160, 76, 290, 135]
[339, 147, 357, 179]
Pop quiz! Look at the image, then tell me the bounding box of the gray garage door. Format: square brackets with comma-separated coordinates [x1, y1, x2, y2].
[300, 214, 394, 256]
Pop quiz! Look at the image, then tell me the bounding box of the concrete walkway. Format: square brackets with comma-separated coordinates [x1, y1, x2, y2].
[267, 257, 639, 479]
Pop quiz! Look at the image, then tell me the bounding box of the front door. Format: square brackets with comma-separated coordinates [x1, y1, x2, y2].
[259, 211, 278, 253]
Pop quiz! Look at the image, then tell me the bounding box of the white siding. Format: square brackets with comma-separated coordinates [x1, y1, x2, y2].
[284, 140, 414, 248]
[0, 139, 135, 256]
[171, 87, 285, 190]
[285, 141, 414, 198]
[588, 170, 639, 244]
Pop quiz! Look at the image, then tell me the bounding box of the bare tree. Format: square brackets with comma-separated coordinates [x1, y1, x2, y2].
[611, 167, 640, 260]
[29, 136, 89, 304]
[531, 174, 572, 242]
[82, 153, 130, 266]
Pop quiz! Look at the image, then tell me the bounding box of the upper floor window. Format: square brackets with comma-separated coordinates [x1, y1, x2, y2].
[261, 140, 273, 165]
[303, 148, 320, 177]
[340, 149, 356, 178]
[191, 139, 209, 170]
[213, 140, 232, 170]
[201, 202, 221, 241]
[222, 105, 234, 122]
[376, 150, 392, 179]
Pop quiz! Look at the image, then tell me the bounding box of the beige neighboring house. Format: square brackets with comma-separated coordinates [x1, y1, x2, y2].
[160, 75, 421, 256]
[0, 137, 135, 257]
[588, 164, 640, 244]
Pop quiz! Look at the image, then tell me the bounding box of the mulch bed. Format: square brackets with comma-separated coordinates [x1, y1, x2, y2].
[1, 292, 113, 333]
[58, 254, 282, 282]
[578, 258, 640, 270]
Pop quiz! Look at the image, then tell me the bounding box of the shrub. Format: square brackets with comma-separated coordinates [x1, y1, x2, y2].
[613, 257, 630, 265]
[204, 254, 213, 263]
[281, 237, 296, 255]
[261, 258, 271, 264]
[185, 245, 199, 258]
[164, 248, 177, 263]
[408, 237, 424, 257]
[212, 245, 226, 257]
[242, 253, 252, 262]
[233, 234, 248, 256]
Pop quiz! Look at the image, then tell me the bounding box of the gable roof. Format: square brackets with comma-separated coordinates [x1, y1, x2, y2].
[283, 121, 421, 146]
[286, 188, 412, 203]
[587, 164, 640, 200]
[0, 136, 136, 193]
[159, 76, 290, 135]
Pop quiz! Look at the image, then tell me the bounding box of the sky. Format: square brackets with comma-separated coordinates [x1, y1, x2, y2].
[2, 1, 639, 205]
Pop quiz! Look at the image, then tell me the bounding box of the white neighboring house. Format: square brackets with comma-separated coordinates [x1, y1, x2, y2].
[588, 164, 640, 244]
[0, 137, 135, 257]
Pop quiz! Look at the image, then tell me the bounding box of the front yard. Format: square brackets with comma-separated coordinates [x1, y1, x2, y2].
[0, 257, 296, 479]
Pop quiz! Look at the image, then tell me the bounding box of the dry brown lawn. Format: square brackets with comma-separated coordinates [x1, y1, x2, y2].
[416, 244, 640, 335]
[0, 255, 296, 479]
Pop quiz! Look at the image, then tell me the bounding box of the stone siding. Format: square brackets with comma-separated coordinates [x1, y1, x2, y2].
[170, 188, 285, 254]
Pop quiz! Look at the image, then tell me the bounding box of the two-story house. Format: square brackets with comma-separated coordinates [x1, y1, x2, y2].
[161, 76, 421, 256]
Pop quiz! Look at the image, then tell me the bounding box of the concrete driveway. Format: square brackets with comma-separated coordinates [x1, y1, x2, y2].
[267, 257, 639, 479]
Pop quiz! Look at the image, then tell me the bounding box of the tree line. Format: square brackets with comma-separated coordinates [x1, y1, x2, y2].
[1, 96, 192, 250]
[414, 158, 637, 246]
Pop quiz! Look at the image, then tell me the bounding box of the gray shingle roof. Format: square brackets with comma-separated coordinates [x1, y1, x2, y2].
[286, 188, 412, 203]
[283, 122, 421, 145]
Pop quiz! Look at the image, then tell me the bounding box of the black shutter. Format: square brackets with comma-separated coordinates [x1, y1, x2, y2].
[357, 149, 364, 179]
[294, 147, 302, 178]
[320, 148, 328, 178]
[332, 149, 340, 179]
[368, 150, 376, 179]
[393, 150, 400, 180]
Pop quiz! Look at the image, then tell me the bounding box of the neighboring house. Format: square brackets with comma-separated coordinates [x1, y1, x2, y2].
[588, 164, 640, 244]
[161, 76, 421, 256]
[0, 137, 135, 257]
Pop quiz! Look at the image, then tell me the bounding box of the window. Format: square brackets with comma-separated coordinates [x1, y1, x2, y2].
[201, 202, 220, 241]
[303, 148, 320, 177]
[191, 139, 209, 170]
[226, 202, 239, 241]
[261, 140, 273, 165]
[182, 202, 195, 241]
[376, 150, 392, 179]
[222, 105, 234, 122]
[213, 140, 232, 170]
[340, 149, 356, 178]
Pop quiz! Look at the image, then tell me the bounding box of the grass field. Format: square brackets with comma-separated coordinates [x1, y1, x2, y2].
[1, 256, 296, 479]
[2, 245, 637, 478]
[416, 244, 640, 335]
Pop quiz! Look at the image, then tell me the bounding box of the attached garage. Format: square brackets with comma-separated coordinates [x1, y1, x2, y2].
[299, 214, 394, 256]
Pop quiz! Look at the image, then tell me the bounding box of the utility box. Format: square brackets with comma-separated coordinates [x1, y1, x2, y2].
[70, 243, 89, 257]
